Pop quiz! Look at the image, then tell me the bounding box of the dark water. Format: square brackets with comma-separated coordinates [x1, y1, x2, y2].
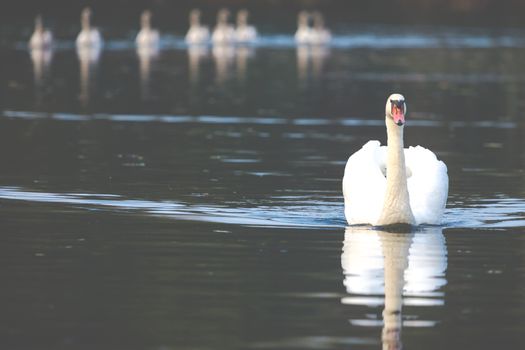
[1, 29, 525, 349]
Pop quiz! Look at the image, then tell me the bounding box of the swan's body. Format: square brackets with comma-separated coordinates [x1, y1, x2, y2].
[310, 12, 331, 45]
[136, 10, 159, 48]
[343, 94, 448, 226]
[76, 7, 103, 48]
[235, 9, 257, 43]
[29, 15, 53, 49]
[295, 11, 313, 44]
[212, 9, 235, 45]
[185, 9, 210, 45]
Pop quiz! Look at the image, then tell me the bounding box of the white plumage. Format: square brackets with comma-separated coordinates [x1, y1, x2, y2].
[29, 15, 53, 50]
[185, 9, 210, 45]
[76, 7, 103, 49]
[235, 9, 257, 44]
[343, 94, 448, 226]
[136, 10, 159, 49]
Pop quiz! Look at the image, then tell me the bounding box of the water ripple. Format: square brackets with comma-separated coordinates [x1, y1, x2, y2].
[0, 186, 523, 229]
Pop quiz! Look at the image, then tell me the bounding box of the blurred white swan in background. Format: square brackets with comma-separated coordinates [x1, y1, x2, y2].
[343, 94, 448, 226]
[185, 9, 210, 45]
[76, 7, 103, 48]
[310, 11, 331, 45]
[136, 10, 159, 49]
[212, 8, 235, 45]
[29, 15, 53, 49]
[341, 226, 447, 348]
[295, 11, 312, 44]
[235, 9, 257, 44]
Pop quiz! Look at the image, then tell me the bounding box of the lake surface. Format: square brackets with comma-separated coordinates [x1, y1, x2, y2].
[1, 28, 525, 349]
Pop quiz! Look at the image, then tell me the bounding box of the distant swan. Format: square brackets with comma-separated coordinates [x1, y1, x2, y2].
[235, 9, 257, 43]
[342, 94, 448, 226]
[76, 7, 103, 48]
[185, 9, 210, 45]
[294, 11, 312, 44]
[310, 11, 331, 45]
[29, 15, 53, 49]
[212, 8, 235, 45]
[136, 10, 159, 48]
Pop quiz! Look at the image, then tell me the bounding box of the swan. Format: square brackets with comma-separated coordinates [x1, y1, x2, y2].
[211, 8, 235, 45]
[76, 7, 103, 48]
[185, 9, 210, 45]
[29, 15, 53, 49]
[310, 11, 331, 45]
[136, 10, 159, 48]
[342, 94, 448, 226]
[235, 9, 257, 44]
[295, 11, 312, 44]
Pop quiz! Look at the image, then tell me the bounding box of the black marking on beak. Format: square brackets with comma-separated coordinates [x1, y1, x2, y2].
[390, 99, 405, 108]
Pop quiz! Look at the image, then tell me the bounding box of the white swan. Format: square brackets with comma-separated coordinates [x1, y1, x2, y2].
[294, 11, 312, 44]
[136, 10, 159, 48]
[76, 7, 103, 48]
[342, 94, 448, 226]
[235, 9, 257, 44]
[310, 11, 331, 45]
[211, 9, 235, 45]
[29, 15, 53, 49]
[185, 9, 210, 45]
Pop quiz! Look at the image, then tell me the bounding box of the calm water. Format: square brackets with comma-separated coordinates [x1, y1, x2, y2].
[1, 29, 525, 349]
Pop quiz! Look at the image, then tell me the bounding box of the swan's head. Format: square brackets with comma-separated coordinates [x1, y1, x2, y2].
[298, 11, 310, 26]
[189, 9, 201, 25]
[35, 14, 44, 32]
[312, 11, 325, 29]
[141, 10, 152, 29]
[217, 8, 230, 24]
[386, 93, 407, 126]
[81, 7, 92, 28]
[237, 9, 249, 26]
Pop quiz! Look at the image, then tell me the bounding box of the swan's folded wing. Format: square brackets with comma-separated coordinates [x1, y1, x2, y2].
[405, 146, 449, 225]
[343, 141, 387, 225]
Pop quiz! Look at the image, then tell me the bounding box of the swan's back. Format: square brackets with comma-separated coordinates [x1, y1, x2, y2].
[343, 141, 448, 225]
[136, 29, 159, 47]
[76, 29, 103, 48]
[186, 26, 210, 44]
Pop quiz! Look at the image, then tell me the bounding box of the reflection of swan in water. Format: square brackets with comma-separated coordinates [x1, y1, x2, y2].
[341, 226, 447, 349]
[77, 45, 101, 107]
[296, 44, 330, 84]
[30, 47, 53, 106]
[235, 46, 255, 83]
[188, 45, 208, 85]
[213, 44, 235, 85]
[137, 45, 159, 100]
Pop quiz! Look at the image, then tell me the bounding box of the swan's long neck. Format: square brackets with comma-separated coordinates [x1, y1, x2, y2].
[377, 117, 415, 226]
[81, 12, 91, 31]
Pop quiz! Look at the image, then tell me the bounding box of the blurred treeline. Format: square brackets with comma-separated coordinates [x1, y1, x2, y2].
[2, 0, 525, 34]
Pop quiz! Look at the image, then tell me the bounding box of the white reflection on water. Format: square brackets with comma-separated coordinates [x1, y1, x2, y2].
[341, 226, 447, 349]
[77, 46, 101, 107]
[30, 47, 53, 106]
[137, 45, 159, 100]
[188, 45, 208, 85]
[297, 45, 330, 84]
[213, 44, 235, 85]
